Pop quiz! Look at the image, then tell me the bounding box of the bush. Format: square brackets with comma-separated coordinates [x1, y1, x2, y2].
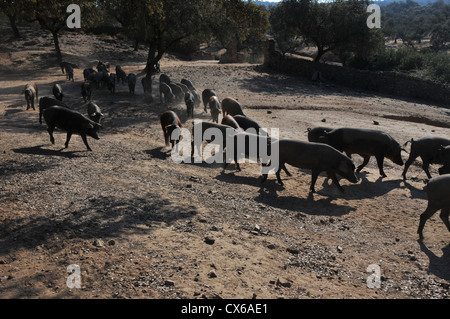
[347, 46, 450, 85]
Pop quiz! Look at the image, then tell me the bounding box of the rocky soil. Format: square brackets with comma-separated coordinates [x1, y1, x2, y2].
[0, 25, 449, 299]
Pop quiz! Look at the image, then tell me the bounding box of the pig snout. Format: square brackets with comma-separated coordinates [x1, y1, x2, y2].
[88, 129, 100, 140]
[339, 160, 359, 184]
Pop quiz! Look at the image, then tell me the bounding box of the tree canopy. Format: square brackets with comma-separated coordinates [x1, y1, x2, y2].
[270, 0, 384, 63]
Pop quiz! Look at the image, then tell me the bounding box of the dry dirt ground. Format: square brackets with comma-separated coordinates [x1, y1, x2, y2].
[1, 25, 450, 300]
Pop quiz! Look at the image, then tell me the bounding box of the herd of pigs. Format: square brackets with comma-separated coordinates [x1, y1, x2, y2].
[20, 60, 450, 241]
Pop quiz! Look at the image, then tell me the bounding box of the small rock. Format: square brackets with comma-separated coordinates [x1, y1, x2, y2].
[93, 239, 104, 247]
[254, 224, 261, 232]
[164, 280, 175, 287]
[186, 184, 193, 188]
[204, 237, 215, 245]
[276, 279, 291, 288]
[267, 244, 276, 250]
[337, 246, 343, 253]
[267, 111, 272, 114]
[208, 270, 217, 278]
[321, 118, 326, 122]
[108, 240, 115, 246]
[287, 247, 299, 255]
[373, 121, 379, 125]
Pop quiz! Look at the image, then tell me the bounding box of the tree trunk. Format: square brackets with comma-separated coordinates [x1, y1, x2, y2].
[145, 42, 158, 77]
[314, 47, 324, 62]
[8, 14, 21, 38]
[52, 31, 62, 64]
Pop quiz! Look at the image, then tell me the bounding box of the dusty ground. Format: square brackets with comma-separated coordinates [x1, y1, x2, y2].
[1, 25, 449, 300]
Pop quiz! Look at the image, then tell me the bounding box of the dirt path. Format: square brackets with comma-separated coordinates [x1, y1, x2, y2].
[1, 25, 449, 299]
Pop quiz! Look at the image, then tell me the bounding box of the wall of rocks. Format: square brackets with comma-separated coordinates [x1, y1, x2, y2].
[264, 40, 450, 105]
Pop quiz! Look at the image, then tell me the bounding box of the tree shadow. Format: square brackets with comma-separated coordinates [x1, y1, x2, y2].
[0, 194, 198, 256]
[418, 241, 450, 282]
[0, 157, 58, 179]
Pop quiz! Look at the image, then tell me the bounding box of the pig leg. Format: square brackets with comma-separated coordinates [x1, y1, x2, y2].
[47, 125, 55, 144]
[310, 170, 320, 193]
[421, 160, 432, 179]
[329, 172, 344, 193]
[65, 132, 72, 148]
[80, 133, 92, 151]
[275, 164, 284, 185]
[260, 173, 268, 183]
[439, 207, 450, 234]
[402, 154, 417, 179]
[375, 154, 387, 177]
[356, 155, 370, 174]
[417, 204, 440, 240]
[282, 163, 292, 176]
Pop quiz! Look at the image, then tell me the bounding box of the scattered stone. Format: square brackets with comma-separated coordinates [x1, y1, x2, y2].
[164, 280, 175, 287]
[208, 270, 217, 278]
[287, 247, 299, 255]
[189, 176, 200, 182]
[93, 239, 104, 247]
[276, 278, 291, 288]
[267, 244, 276, 250]
[373, 120, 379, 125]
[337, 246, 343, 253]
[204, 237, 215, 245]
[108, 240, 115, 246]
[321, 118, 326, 122]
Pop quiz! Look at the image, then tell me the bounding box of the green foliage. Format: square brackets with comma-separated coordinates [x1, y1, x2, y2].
[269, 0, 384, 62]
[381, 0, 450, 48]
[348, 46, 450, 85]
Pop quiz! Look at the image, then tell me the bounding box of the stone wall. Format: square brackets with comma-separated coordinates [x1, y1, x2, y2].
[264, 40, 450, 105]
